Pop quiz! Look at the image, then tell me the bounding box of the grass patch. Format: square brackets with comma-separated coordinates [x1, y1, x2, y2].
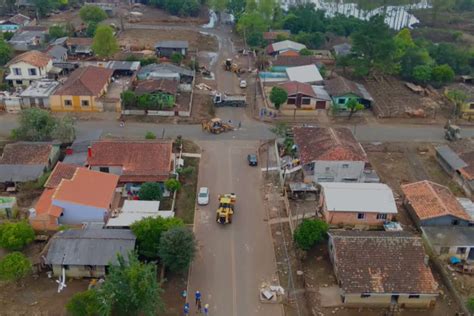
[175, 156, 199, 224]
[182, 139, 200, 153]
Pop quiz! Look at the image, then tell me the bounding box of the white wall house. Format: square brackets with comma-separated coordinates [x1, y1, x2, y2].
[5, 50, 52, 87]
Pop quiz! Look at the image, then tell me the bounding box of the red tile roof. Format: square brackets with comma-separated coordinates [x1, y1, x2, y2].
[54, 66, 113, 96]
[329, 231, 438, 295]
[35, 188, 63, 219]
[54, 168, 119, 209]
[401, 180, 471, 221]
[44, 162, 84, 189]
[0, 142, 54, 165]
[6, 50, 51, 68]
[87, 140, 173, 182]
[279, 81, 316, 98]
[293, 127, 367, 164]
[279, 50, 299, 57]
[135, 79, 178, 96]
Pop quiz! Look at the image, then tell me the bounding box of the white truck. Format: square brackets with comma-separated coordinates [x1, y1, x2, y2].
[213, 92, 246, 107]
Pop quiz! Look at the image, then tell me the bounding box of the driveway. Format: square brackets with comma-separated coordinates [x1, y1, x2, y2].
[187, 140, 283, 316]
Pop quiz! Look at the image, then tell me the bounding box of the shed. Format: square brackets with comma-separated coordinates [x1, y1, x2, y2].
[422, 226, 474, 262]
[285, 64, 323, 84]
[155, 40, 188, 57]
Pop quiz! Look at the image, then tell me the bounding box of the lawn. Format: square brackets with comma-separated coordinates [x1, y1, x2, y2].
[175, 157, 199, 224]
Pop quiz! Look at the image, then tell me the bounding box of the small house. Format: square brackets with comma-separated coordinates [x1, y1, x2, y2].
[46, 45, 68, 63]
[401, 180, 473, 227]
[278, 81, 330, 111]
[66, 37, 93, 56]
[328, 231, 438, 308]
[87, 139, 174, 183]
[0, 14, 33, 33]
[422, 226, 474, 262]
[8, 27, 46, 51]
[137, 63, 194, 84]
[5, 50, 53, 87]
[46, 228, 136, 277]
[0, 142, 60, 185]
[106, 61, 140, 76]
[285, 64, 323, 84]
[266, 40, 306, 56]
[106, 200, 174, 229]
[20, 79, 59, 109]
[320, 182, 397, 228]
[293, 127, 378, 183]
[325, 76, 373, 109]
[333, 43, 352, 56]
[155, 40, 188, 57]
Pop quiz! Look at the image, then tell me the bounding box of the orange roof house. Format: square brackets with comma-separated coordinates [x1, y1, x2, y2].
[401, 180, 472, 227]
[30, 168, 119, 231]
[87, 140, 174, 183]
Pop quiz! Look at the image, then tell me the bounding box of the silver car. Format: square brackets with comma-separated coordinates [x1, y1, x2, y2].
[198, 187, 209, 205]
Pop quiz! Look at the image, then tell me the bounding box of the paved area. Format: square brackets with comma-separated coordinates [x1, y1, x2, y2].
[187, 140, 282, 316]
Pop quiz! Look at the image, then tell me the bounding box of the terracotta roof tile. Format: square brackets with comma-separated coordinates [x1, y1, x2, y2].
[135, 79, 178, 96]
[293, 127, 367, 164]
[6, 50, 51, 68]
[44, 162, 84, 189]
[0, 142, 53, 165]
[273, 55, 319, 67]
[280, 50, 300, 57]
[87, 140, 173, 182]
[279, 81, 316, 98]
[66, 37, 93, 47]
[35, 188, 63, 218]
[54, 66, 113, 96]
[53, 168, 119, 209]
[325, 76, 362, 97]
[329, 231, 439, 295]
[401, 180, 471, 221]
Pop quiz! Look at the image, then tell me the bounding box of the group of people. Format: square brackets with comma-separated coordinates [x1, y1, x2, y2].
[183, 290, 209, 315]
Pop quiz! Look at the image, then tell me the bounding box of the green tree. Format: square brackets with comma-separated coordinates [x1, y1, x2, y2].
[210, 0, 228, 12]
[412, 65, 432, 85]
[0, 221, 35, 251]
[258, 0, 276, 21]
[159, 227, 196, 273]
[0, 37, 12, 66]
[86, 22, 98, 38]
[33, 0, 53, 17]
[237, 12, 267, 47]
[228, 0, 246, 19]
[400, 47, 432, 80]
[145, 131, 157, 139]
[66, 290, 102, 316]
[170, 53, 183, 65]
[431, 64, 455, 87]
[138, 182, 163, 201]
[53, 115, 76, 144]
[394, 28, 415, 60]
[299, 48, 313, 56]
[3, 31, 14, 41]
[468, 297, 474, 313]
[270, 122, 288, 138]
[293, 219, 329, 251]
[336, 55, 351, 75]
[164, 178, 181, 192]
[346, 98, 365, 119]
[0, 252, 31, 282]
[92, 25, 118, 58]
[121, 90, 137, 108]
[49, 25, 66, 40]
[293, 31, 324, 49]
[269, 86, 288, 110]
[446, 89, 467, 117]
[79, 5, 108, 24]
[131, 217, 184, 259]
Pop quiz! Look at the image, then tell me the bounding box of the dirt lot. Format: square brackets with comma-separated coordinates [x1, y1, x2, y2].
[118, 28, 218, 52]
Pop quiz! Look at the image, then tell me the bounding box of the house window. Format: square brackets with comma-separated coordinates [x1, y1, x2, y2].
[408, 295, 420, 299]
[452, 219, 459, 225]
[302, 98, 311, 105]
[440, 247, 449, 254]
[470, 103, 474, 110]
[342, 164, 349, 168]
[16, 80, 23, 85]
[457, 247, 467, 255]
[325, 167, 330, 172]
[64, 100, 72, 107]
[376, 214, 387, 220]
[28, 68, 37, 76]
[357, 213, 365, 219]
[287, 98, 296, 105]
[81, 100, 90, 107]
[99, 167, 109, 173]
[63, 265, 70, 270]
[13, 68, 21, 75]
[338, 98, 345, 104]
[360, 293, 371, 298]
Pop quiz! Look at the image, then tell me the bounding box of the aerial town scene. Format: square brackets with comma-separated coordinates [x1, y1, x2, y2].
[0, 0, 473, 315]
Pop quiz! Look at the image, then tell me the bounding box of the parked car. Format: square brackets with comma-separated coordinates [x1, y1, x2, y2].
[239, 80, 247, 88]
[198, 187, 209, 205]
[247, 154, 258, 166]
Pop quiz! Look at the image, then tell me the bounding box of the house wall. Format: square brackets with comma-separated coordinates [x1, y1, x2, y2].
[53, 200, 108, 225]
[404, 202, 472, 227]
[432, 244, 474, 261]
[342, 293, 437, 308]
[322, 207, 394, 228]
[48, 145, 60, 170]
[0, 24, 20, 32]
[52, 264, 106, 278]
[50, 95, 101, 112]
[90, 166, 123, 176]
[156, 47, 187, 57]
[22, 96, 51, 108]
[8, 60, 52, 87]
[30, 213, 59, 231]
[460, 101, 474, 119]
[306, 160, 366, 183]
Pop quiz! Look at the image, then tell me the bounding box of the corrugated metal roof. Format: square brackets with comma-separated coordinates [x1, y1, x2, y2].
[271, 40, 306, 53]
[436, 145, 467, 170]
[46, 228, 136, 266]
[155, 40, 189, 49]
[457, 197, 474, 220]
[286, 64, 323, 83]
[321, 182, 398, 214]
[312, 85, 331, 101]
[0, 164, 45, 182]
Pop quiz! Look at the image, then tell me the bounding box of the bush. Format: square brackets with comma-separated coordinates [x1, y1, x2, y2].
[159, 227, 196, 272]
[145, 131, 156, 139]
[66, 289, 101, 316]
[165, 178, 181, 192]
[293, 219, 329, 251]
[121, 90, 137, 108]
[467, 297, 474, 313]
[170, 53, 183, 65]
[0, 252, 31, 282]
[177, 166, 195, 177]
[79, 5, 107, 24]
[138, 182, 163, 201]
[0, 221, 35, 251]
[431, 64, 455, 87]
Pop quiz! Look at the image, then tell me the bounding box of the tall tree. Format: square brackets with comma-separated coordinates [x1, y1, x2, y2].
[159, 227, 197, 273]
[11, 108, 57, 141]
[79, 5, 108, 24]
[0, 37, 12, 66]
[258, 0, 276, 21]
[92, 25, 118, 58]
[210, 0, 228, 13]
[270, 86, 288, 110]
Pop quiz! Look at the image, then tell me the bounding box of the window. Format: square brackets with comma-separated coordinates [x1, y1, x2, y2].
[440, 247, 449, 254]
[452, 219, 459, 225]
[376, 214, 387, 220]
[302, 98, 311, 105]
[99, 167, 109, 173]
[28, 68, 37, 76]
[325, 167, 330, 172]
[64, 100, 72, 107]
[338, 98, 345, 104]
[457, 247, 467, 255]
[357, 213, 365, 219]
[360, 293, 371, 298]
[342, 164, 349, 168]
[287, 98, 296, 105]
[408, 295, 420, 299]
[16, 80, 22, 85]
[81, 100, 90, 107]
[470, 103, 474, 110]
[63, 265, 70, 270]
[13, 68, 21, 75]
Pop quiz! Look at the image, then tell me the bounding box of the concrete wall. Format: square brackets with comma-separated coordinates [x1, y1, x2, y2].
[323, 208, 393, 227]
[50, 95, 102, 112]
[52, 264, 106, 278]
[54, 200, 108, 225]
[8, 60, 52, 87]
[421, 215, 471, 227]
[342, 293, 437, 308]
[308, 160, 366, 183]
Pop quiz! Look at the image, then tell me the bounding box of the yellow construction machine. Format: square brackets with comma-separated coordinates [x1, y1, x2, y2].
[216, 193, 236, 224]
[202, 118, 234, 134]
[223, 58, 240, 73]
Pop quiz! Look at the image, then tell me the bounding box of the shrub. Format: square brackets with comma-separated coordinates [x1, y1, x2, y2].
[467, 297, 474, 313]
[145, 131, 156, 139]
[293, 219, 329, 251]
[66, 289, 101, 316]
[165, 178, 181, 192]
[170, 53, 183, 65]
[0, 252, 31, 282]
[177, 166, 195, 177]
[138, 182, 163, 201]
[0, 221, 35, 251]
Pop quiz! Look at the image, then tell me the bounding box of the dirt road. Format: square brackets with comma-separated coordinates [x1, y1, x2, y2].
[187, 140, 283, 316]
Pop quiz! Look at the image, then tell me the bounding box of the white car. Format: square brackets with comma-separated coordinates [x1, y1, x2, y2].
[198, 187, 209, 205]
[239, 80, 247, 88]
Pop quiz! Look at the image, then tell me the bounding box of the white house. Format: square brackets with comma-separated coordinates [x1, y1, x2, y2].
[6, 50, 53, 87]
[106, 200, 174, 229]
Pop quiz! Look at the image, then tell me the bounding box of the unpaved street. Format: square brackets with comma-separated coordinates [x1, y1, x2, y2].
[187, 140, 283, 316]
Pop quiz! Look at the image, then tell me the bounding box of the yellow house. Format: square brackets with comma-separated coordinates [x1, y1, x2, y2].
[50, 66, 113, 112]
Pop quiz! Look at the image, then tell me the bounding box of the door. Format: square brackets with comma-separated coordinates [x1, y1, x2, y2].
[391, 295, 399, 304]
[316, 101, 326, 109]
[468, 248, 474, 261]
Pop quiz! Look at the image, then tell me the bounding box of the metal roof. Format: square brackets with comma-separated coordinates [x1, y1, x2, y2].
[47, 45, 67, 61]
[107, 61, 140, 71]
[312, 85, 331, 101]
[0, 164, 46, 182]
[436, 145, 467, 170]
[271, 40, 306, 53]
[46, 228, 136, 266]
[285, 64, 323, 83]
[321, 182, 398, 214]
[333, 43, 352, 56]
[155, 40, 189, 49]
[422, 226, 474, 247]
[457, 197, 474, 220]
[20, 79, 59, 98]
